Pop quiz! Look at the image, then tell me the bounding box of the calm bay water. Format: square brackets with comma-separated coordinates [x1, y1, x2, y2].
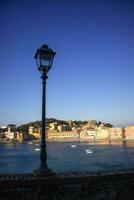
[0, 141, 134, 174]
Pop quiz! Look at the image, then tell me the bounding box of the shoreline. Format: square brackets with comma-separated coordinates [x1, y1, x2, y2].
[1, 138, 134, 145]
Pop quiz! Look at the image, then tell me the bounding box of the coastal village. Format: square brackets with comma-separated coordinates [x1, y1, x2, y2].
[0, 119, 134, 143]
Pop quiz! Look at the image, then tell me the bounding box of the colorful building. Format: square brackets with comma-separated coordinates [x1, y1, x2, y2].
[57, 125, 72, 132]
[29, 126, 41, 139]
[47, 131, 78, 140]
[109, 127, 123, 140]
[80, 130, 90, 140]
[48, 122, 57, 131]
[125, 126, 134, 140]
[5, 124, 17, 140]
[86, 129, 97, 140]
[96, 127, 109, 140]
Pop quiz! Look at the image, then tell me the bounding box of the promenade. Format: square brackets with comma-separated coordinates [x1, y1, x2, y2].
[0, 170, 134, 199]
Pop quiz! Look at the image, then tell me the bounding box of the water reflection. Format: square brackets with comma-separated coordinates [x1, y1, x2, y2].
[88, 140, 134, 147]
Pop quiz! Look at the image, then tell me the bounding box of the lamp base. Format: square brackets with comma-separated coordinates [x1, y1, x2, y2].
[33, 166, 56, 177]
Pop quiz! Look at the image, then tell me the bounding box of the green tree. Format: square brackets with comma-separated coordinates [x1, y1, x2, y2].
[104, 123, 113, 128]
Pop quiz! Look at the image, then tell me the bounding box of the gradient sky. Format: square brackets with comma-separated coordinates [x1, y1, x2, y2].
[0, 0, 134, 127]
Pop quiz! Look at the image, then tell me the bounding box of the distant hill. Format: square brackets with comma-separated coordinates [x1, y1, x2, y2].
[17, 119, 113, 133]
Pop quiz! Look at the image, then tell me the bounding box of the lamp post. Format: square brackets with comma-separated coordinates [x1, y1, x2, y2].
[34, 44, 56, 174]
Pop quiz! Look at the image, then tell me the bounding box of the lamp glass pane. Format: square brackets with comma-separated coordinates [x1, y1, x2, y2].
[36, 54, 41, 69]
[41, 59, 50, 67]
[40, 51, 53, 67]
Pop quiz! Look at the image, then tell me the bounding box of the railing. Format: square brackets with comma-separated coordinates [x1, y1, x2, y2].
[0, 173, 34, 181]
[0, 169, 134, 181]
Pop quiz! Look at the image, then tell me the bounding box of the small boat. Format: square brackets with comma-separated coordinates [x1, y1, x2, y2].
[85, 149, 93, 154]
[34, 148, 40, 151]
[28, 142, 33, 144]
[71, 145, 76, 148]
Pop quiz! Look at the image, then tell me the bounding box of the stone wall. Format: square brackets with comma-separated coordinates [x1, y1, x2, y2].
[0, 171, 134, 200]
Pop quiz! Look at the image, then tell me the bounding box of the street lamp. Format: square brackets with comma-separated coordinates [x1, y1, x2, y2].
[34, 44, 56, 174]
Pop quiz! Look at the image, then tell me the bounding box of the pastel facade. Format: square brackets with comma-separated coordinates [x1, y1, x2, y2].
[125, 126, 134, 140]
[29, 126, 41, 139]
[86, 129, 97, 140]
[57, 125, 72, 132]
[96, 127, 109, 140]
[16, 132, 25, 141]
[47, 131, 78, 139]
[80, 130, 90, 140]
[49, 122, 57, 131]
[5, 124, 17, 140]
[5, 131, 15, 140]
[109, 128, 123, 140]
[80, 127, 109, 140]
[29, 126, 34, 135]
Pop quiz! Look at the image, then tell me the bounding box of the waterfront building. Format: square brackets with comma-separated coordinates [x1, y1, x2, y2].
[7, 124, 16, 132]
[0, 126, 7, 138]
[33, 131, 41, 139]
[5, 124, 17, 140]
[86, 129, 97, 140]
[0, 132, 5, 138]
[29, 126, 41, 139]
[5, 131, 16, 140]
[80, 130, 90, 140]
[29, 126, 34, 134]
[96, 127, 109, 140]
[80, 124, 110, 140]
[79, 125, 134, 141]
[15, 132, 26, 141]
[73, 128, 81, 139]
[47, 131, 78, 140]
[125, 126, 134, 140]
[49, 122, 57, 130]
[17, 132, 29, 141]
[1, 124, 28, 141]
[16, 132, 22, 141]
[109, 127, 123, 140]
[57, 125, 72, 132]
[72, 127, 76, 131]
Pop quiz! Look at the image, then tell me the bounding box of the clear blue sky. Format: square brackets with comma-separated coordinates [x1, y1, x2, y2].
[0, 0, 134, 127]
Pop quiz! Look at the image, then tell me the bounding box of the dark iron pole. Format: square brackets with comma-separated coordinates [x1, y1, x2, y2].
[39, 69, 49, 171]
